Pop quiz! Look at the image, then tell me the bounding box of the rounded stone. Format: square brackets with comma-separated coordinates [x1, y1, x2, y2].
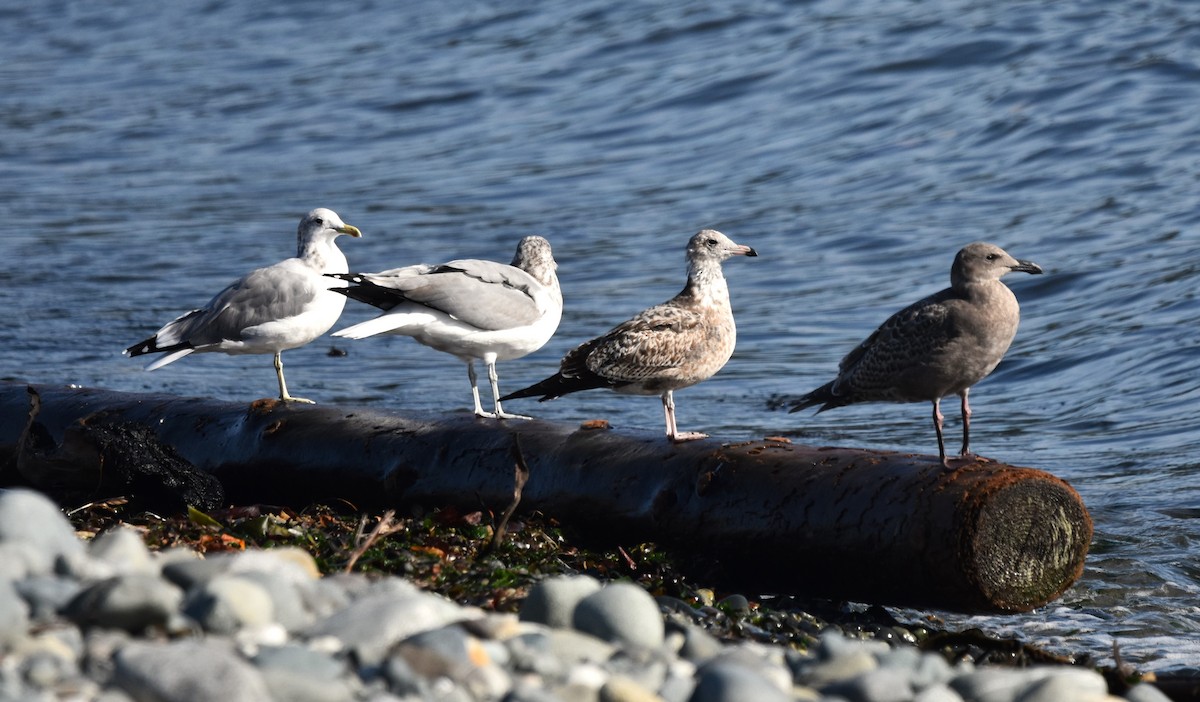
[0, 580, 31, 647]
[689, 660, 790, 702]
[822, 666, 915, 702]
[1014, 668, 1109, 702]
[573, 582, 665, 649]
[89, 527, 156, 575]
[1124, 683, 1174, 702]
[521, 574, 602, 629]
[600, 674, 663, 702]
[914, 684, 967, 702]
[0, 489, 85, 575]
[63, 574, 183, 632]
[113, 640, 272, 702]
[15, 575, 83, 622]
[716, 594, 750, 616]
[183, 574, 276, 634]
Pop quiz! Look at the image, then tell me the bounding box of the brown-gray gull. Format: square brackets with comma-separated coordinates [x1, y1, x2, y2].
[502, 229, 757, 442]
[329, 236, 561, 420]
[789, 241, 1043, 466]
[124, 208, 362, 403]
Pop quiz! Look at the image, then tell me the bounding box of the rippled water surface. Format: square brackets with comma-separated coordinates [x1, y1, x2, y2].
[4, 0, 1200, 671]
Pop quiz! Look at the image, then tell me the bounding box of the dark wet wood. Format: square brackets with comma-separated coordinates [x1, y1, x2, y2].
[0, 381, 1091, 614]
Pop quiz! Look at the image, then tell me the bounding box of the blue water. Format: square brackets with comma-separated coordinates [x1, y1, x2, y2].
[4, 0, 1200, 672]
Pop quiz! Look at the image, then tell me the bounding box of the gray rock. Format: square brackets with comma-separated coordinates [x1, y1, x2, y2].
[63, 574, 183, 632]
[506, 680, 572, 702]
[607, 646, 671, 693]
[667, 620, 723, 664]
[14, 575, 82, 622]
[815, 631, 890, 661]
[521, 574, 603, 629]
[822, 667, 915, 702]
[254, 644, 355, 702]
[0, 542, 39, 582]
[182, 574, 275, 634]
[914, 685, 966, 702]
[949, 668, 1041, 702]
[305, 591, 475, 666]
[1123, 686, 1171, 700]
[0, 580, 30, 648]
[161, 556, 230, 591]
[600, 674, 664, 702]
[659, 665, 698, 702]
[19, 648, 79, 690]
[396, 625, 511, 701]
[0, 489, 85, 575]
[1124, 683, 1174, 702]
[112, 640, 273, 702]
[304, 576, 354, 621]
[382, 652, 433, 698]
[689, 660, 790, 702]
[909, 651, 956, 690]
[505, 630, 569, 678]
[89, 527, 156, 576]
[1014, 668, 1108, 702]
[226, 547, 321, 582]
[548, 628, 617, 666]
[573, 582, 665, 650]
[715, 595, 750, 616]
[235, 569, 315, 631]
[795, 647, 877, 687]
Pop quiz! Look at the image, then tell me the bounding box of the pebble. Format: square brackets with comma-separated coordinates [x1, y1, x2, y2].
[112, 640, 273, 702]
[573, 581, 666, 649]
[0, 488, 1179, 702]
[0, 580, 31, 647]
[0, 489, 87, 575]
[521, 574, 604, 628]
[182, 574, 276, 634]
[690, 660, 792, 702]
[63, 573, 183, 632]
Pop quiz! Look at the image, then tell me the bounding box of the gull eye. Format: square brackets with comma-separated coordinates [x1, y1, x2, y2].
[706, 238, 718, 248]
[985, 253, 998, 261]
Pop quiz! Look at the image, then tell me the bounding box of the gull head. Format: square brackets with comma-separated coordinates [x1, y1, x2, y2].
[952, 242, 1043, 288]
[297, 208, 362, 249]
[686, 229, 757, 266]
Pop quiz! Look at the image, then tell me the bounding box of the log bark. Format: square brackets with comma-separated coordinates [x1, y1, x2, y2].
[0, 381, 1092, 614]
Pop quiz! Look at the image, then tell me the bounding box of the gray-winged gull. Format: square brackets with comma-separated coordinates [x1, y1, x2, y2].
[329, 235, 562, 420]
[502, 229, 757, 442]
[124, 208, 362, 403]
[789, 241, 1043, 465]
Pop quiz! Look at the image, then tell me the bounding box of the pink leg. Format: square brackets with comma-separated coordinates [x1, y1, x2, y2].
[932, 398, 948, 467]
[959, 388, 972, 457]
[662, 391, 707, 442]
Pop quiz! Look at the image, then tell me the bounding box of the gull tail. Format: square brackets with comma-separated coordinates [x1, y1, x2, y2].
[331, 315, 410, 340]
[124, 333, 195, 371]
[787, 380, 841, 414]
[499, 374, 571, 402]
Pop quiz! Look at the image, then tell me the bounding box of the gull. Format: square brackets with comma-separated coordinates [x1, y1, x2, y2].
[329, 235, 562, 420]
[124, 208, 362, 403]
[502, 230, 757, 442]
[789, 242, 1043, 466]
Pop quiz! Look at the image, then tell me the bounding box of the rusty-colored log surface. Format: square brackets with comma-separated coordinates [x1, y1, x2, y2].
[0, 382, 1092, 614]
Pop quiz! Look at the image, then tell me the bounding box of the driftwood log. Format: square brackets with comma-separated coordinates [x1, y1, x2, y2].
[0, 381, 1091, 614]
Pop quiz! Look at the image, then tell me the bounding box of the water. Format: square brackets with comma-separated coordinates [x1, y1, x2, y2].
[4, 0, 1200, 672]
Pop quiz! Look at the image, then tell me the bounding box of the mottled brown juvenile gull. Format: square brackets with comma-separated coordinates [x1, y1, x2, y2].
[502, 230, 757, 442]
[124, 208, 362, 403]
[789, 242, 1042, 466]
[329, 236, 561, 420]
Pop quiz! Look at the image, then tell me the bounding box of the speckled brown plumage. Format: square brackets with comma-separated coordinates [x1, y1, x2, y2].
[791, 242, 1043, 465]
[503, 229, 756, 442]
